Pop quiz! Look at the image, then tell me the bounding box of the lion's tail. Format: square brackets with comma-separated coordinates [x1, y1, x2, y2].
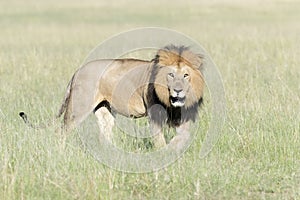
[18, 111, 60, 130]
[18, 111, 43, 129]
[19, 74, 75, 129]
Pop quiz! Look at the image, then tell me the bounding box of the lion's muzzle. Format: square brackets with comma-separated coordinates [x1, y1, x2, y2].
[170, 95, 186, 107]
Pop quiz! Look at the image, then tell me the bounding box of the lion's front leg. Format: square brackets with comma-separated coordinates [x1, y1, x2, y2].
[150, 122, 166, 148]
[169, 121, 191, 151]
[95, 107, 115, 142]
[148, 104, 168, 148]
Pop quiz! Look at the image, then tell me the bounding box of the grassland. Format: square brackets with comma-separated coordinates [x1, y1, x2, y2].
[0, 0, 299, 199]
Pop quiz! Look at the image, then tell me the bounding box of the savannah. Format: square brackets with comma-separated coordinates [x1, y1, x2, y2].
[0, 0, 299, 199]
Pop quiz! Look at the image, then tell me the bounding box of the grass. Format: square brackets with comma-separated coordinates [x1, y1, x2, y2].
[1, 0, 300, 199]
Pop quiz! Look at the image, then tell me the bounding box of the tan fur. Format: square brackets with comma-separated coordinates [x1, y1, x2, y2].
[20, 45, 205, 149]
[61, 45, 203, 147]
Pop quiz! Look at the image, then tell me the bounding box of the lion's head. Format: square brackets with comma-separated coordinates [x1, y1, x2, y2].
[152, 45, 204, 109]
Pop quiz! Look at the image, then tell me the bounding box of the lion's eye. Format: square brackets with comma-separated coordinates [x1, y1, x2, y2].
[184, 73, 189, 78]
[168, 73, 175, 78]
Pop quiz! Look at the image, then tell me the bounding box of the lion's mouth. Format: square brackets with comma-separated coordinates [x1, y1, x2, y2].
[170, 96, 185, 107]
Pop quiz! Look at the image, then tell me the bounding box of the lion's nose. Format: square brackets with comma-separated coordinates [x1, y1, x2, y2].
[174, 88, 183, 94]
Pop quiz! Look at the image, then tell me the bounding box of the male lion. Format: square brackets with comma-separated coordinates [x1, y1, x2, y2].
[20, 45, 205, 148]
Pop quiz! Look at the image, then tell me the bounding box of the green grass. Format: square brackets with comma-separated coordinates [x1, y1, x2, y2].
[1, 0, 300, 199]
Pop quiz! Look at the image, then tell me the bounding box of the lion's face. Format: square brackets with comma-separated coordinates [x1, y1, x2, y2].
[166, 65, 191, 107]
[152, 46, 204, 109]
[154, 63, 204, 109]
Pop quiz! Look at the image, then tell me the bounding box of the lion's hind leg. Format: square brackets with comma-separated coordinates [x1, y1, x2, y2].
[94, 106, 115, 143]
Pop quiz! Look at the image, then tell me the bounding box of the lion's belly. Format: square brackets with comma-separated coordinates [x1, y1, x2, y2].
[111, 93, 146, 118]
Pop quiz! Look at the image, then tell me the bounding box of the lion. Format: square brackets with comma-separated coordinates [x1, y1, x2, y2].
[20, 45, 205, 148]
